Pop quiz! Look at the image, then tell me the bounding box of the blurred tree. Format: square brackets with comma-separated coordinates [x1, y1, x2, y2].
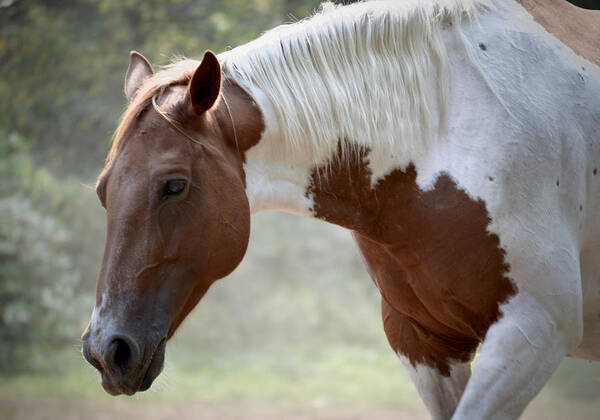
[0, 131, 103, 373]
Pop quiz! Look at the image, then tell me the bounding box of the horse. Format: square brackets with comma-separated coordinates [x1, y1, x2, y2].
[81, 0, 600, 418]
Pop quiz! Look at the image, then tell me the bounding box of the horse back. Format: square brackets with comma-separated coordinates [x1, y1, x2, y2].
[518, 0, 600, 67]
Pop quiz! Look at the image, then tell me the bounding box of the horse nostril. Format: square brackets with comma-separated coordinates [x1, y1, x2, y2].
[106, 335, 138, 375]
[113, 338, 130, 369]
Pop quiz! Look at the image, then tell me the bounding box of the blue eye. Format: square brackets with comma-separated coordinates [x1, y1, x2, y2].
[162, 179, 187, 198]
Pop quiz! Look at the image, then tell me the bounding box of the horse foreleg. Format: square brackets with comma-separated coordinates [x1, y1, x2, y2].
[400, 356, 471, 420]
[382, 299, 471, 419]
[452, 291, 580, 419]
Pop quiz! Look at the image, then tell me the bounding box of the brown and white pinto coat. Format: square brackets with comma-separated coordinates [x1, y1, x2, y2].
[83, 1, 600, 418]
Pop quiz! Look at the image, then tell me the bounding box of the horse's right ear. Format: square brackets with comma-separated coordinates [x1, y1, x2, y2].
[188, 50, 221, 115]
[124, 51, 154, 102]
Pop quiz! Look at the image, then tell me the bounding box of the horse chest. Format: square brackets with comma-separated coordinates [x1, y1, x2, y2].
[306, 144, 517, 373]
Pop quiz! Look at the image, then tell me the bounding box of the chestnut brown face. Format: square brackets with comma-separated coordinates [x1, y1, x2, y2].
[81, 51, 256, 395]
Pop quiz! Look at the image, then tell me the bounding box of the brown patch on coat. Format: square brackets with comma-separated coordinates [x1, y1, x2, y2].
[518, 0, 600, 67]
[306, 143, 516, 375]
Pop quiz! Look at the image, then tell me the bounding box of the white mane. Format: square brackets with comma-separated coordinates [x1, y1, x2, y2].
[220, 0, 490, 165]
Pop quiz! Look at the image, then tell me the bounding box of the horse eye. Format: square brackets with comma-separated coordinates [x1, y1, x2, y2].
[162, 179, 187, 198]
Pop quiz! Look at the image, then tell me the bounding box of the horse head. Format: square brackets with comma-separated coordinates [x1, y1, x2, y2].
[81, 50, 262, 395]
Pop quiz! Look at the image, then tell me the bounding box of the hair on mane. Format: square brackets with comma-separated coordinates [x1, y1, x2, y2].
[220, 0, 490, 165]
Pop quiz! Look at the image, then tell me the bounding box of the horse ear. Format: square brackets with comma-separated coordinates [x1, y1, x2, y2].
[124, 51, 154, 102]
[188, 50, 221, 115]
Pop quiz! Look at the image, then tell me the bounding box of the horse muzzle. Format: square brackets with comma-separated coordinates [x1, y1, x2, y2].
[82, 327, 166, 395]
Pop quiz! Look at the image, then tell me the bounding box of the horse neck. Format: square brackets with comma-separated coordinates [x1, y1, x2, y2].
[233, 25, 461, 221]
[224, 1, 503, 228]
[241, 87, 443, 229]
[241, 71, 446, 224]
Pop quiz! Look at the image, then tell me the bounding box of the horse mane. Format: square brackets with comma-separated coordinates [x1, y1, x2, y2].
[220, 0, 491, 164]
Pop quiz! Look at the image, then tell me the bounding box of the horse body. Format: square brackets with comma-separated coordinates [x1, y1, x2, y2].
[82, 0, 600, 418]
[235, 2, 600, 417]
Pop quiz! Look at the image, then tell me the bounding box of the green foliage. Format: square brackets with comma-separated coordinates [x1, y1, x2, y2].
[0, 129, 103, 373]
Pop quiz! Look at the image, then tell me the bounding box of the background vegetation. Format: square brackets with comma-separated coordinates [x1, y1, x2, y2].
[1, 0, 599, 419]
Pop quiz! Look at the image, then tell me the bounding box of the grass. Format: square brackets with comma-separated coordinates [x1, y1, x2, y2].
[1, 344, 599, 418]
[161, 345, 420, 408]
[0, 344, 421, 409]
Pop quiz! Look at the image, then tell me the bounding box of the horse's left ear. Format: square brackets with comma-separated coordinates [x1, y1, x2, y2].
[188, 50, 221, 115]
[125, 51, 154, 102]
